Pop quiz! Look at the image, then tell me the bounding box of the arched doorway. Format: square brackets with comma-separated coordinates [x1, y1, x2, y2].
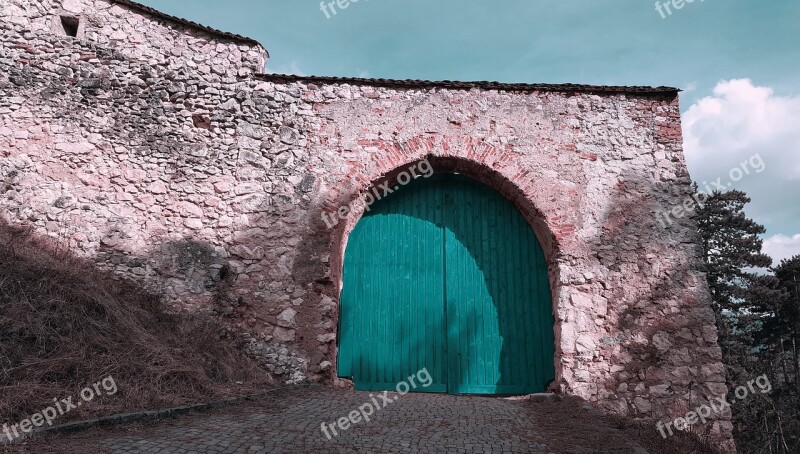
[337, 173, 555, 394]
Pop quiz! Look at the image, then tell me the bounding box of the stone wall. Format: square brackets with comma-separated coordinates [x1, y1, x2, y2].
[1, 0, 267, 79]
[0, 0, 733, 449]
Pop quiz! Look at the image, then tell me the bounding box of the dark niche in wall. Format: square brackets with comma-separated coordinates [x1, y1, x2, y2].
[60, 15, 80, 37]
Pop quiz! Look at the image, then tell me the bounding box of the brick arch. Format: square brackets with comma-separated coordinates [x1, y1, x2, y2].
[325, 136, 568, 387]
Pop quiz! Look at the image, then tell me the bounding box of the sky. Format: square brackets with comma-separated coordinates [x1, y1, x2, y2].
[138, 0, 800, 265]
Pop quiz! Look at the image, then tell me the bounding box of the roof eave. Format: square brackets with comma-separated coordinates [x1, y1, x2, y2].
[255, 73, 680, 96]
[109, 0, 268, 56]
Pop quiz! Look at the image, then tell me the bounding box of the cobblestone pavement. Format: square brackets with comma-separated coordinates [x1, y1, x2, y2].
[20, 387, 652, 453]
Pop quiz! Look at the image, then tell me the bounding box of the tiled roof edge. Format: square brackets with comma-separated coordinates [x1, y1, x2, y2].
[255, 73, 680, 95]
[109, 0, 268, 56]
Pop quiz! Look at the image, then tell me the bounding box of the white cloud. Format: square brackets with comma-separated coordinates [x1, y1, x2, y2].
[265, 61, 307, 76]
[682, 79, 800, 261]
[684, 79, 800, 181]
[763, 233, 800, 266]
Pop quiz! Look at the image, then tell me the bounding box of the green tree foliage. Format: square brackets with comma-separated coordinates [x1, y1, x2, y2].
[695, 188, 772, 313]
[773, 256, 800, 346]
[695, 188, 799, 453]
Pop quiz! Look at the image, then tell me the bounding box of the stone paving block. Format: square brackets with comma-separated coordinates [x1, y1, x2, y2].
[16, 387, 664, 453]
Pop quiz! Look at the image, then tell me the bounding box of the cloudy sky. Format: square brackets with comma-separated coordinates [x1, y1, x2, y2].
[140, 0, 800, 265]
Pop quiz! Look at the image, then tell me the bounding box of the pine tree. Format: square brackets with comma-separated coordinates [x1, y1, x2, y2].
[774, 255, 800, 338]
[773, 256, 800, 389]
[696, 189, 800, 452]
[695, 189, 772, 315]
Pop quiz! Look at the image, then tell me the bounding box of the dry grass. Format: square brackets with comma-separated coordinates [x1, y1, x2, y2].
[0, 223, 273, 426]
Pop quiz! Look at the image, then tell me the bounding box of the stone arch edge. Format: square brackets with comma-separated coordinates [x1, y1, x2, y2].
[322, 137, 568, 393]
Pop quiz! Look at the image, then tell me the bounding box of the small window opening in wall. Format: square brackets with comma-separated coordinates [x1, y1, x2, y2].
[60, 16, 79, 37]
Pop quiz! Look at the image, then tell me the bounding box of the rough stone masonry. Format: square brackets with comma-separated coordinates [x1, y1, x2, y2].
[0, 0, 733, 449]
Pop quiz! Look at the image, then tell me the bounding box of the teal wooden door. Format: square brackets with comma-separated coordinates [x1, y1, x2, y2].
[338, 174, 554, 395]
[337, 178, 449, 392]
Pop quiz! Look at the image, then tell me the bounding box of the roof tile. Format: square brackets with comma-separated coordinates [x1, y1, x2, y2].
[110, 0, 266, 54]
[255, 73, 679, 96]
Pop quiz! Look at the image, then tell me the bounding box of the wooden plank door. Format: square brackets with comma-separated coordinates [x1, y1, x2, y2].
[338, 177, 448, 392]
[443, 175, 554, 394]
[338, 174, 554, 395]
